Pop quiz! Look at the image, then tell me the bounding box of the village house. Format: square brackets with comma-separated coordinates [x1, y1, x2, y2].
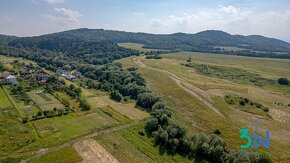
[35, 70, 49, 81]
[1, 60, 6, 64]
[6, 75, 17, 85]
[56, 69, 65, 76]
[65, 74, 76, 81]
[0, 71, 11, 79]
[19, 69, 30, 78]
[7, 59, 13, 64]
[71, 70, 82, 78]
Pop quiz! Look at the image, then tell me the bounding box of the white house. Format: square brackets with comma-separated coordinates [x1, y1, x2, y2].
[6, 75, 17, 85]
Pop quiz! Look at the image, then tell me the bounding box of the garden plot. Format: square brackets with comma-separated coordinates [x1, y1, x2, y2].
[27, 90, 65, 111]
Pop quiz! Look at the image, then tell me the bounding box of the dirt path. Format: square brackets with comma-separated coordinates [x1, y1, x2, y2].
[74, 139, 119, 163]
[133, 57, 225, 118]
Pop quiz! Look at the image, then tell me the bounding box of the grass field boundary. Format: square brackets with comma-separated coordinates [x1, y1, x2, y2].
[52, 92, 79, 116]
[99, 106, 132, 124]
[1, 86, 24, 120]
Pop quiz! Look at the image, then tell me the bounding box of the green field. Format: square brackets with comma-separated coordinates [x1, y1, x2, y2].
[0, 87, 36, 157]
[28, 146, 82, 163]
[25, 111, 119, 150]
[3, 86, 41, 118]
[0, 87, 14, 110]
[27, 90, 65, 111]
[96, 123, 192, 163]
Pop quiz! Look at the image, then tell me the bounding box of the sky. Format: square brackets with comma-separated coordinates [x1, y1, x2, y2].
[0, 0, 290, 42]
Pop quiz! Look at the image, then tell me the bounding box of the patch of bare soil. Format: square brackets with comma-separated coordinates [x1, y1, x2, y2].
[74, 139, 119, 163]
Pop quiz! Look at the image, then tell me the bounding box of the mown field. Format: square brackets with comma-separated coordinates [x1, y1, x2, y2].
[28, 146, 82, 163]
[118, 43, 163, 52]
[118, 52, 290, 161]
[27, 90, 66, 111]
[96, 123, 192, 163]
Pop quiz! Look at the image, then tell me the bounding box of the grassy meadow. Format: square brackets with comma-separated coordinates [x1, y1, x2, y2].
[118, 51, 290, 161]
[118, 43, 164, 52]
[96, 123, 192, 163]
[27, 90, 66, 111]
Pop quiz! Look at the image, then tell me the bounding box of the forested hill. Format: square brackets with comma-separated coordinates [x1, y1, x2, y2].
[8, 28, 290, 53]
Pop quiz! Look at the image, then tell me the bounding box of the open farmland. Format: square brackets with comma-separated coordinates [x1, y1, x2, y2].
[27, 90, 65, 111]
[87, 96, 149, 120]
[118, 43, 164, 52]
[118, 53, 290, 161]
[96, 123, 192, 163]
[0, 87, 35, 156]
[0, 87, 14, 110]
[28, 146, 82, 163]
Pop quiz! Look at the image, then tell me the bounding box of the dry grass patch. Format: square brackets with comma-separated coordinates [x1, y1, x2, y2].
[74, 139, 119, 163]
[87, 96, 149, 120]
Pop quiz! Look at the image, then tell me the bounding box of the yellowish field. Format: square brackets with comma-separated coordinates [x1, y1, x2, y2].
[118, 43, 166, 52]
[118, 53, 290, 161]
[163, 51, 290, 79]
[87, 96, 149, 120]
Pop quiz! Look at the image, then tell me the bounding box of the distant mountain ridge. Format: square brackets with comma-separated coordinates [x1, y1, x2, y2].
[1, 28, 290, 57]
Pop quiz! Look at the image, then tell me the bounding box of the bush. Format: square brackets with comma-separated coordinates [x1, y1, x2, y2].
[138, 130, 145, 136]
[213, 129, 221, 135]
[137, 92, 160, 109]
[110, 91, 123, 102]
[278, 78, 289, 85]
[79, 98, 91, 110]
[239, 100, 245, 106]
[225, 150, 271, 163]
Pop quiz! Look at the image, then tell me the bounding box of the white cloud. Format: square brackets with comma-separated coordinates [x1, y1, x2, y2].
[44, 0, 64, 4]
[133, 12, 144, 16]
[149, 6, 290, 41]
[54, 8, 82, 24]
[219, 5, 239, 14]
[44, 8, 82, 29]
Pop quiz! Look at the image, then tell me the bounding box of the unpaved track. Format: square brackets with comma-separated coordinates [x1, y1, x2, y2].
[133, 57, 225, 118]
[74, 139, 119, 163]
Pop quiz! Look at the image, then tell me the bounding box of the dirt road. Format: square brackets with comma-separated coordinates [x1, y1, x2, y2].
[133, 57, 225, 118]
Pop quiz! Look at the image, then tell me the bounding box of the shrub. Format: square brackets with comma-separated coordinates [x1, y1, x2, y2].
[79, 98, 91, 110]
[213, 129, 221, 135]
[278, 78, 289, 85]
[110, 91, 123, 102]
[138, 130, 145, 136]
[239, 100, 246, 106]
[137, 92, 160, 109]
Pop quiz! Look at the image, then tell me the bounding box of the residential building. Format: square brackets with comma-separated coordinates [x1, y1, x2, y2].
[6, 75, 17, 85]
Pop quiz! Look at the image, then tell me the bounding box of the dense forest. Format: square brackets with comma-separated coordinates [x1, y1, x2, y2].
[1, 28, 290, 59]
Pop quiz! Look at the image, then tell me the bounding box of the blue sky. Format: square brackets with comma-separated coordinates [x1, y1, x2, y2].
[1, 0, 290, 41]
